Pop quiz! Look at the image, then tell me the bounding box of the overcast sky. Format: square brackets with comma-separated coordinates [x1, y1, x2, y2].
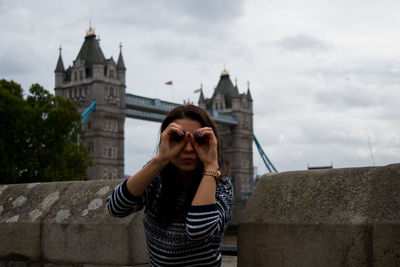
[1, 0, 399, 175]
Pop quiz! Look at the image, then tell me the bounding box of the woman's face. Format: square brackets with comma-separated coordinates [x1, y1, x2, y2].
[169, 118, 202, 173]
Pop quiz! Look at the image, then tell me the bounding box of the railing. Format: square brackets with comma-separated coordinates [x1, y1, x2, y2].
[126, 109, 166, 122]
[125, 93, 180, 114]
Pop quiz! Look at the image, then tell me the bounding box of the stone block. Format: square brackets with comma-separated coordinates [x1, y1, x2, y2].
[42, 179, 148, 266]
[0, 182, 66, 260]
[238, 164, 400, 267]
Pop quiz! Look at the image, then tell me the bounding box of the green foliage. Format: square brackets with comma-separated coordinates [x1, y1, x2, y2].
[0, 79, 93, 184]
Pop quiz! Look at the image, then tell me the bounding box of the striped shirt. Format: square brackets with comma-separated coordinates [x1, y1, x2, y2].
[107, 176, 233, 267]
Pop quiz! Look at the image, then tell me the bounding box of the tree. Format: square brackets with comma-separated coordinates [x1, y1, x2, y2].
[0, 79, 92, 184]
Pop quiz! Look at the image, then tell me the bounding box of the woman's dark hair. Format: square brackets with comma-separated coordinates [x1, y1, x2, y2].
[156, 104, 220, 228]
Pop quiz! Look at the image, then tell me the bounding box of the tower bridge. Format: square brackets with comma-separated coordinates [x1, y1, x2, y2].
[55, 27, 257, 215]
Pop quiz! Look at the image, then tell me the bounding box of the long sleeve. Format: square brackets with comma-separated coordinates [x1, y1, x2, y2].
[186, 177, 233, 241]
[107, 179, 146, 217]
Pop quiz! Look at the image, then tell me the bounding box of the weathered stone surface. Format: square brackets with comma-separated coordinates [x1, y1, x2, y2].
[0, 182, 65, 260]
[0, 180, 148, 266]
[42, 179, 147, 266]
[238, 164, 400, 267]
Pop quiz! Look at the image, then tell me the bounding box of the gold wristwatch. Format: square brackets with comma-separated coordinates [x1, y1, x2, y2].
[203, 169, 222, 179]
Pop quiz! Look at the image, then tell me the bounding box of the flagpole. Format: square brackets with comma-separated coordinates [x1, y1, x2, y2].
[165, 81, 174, 102]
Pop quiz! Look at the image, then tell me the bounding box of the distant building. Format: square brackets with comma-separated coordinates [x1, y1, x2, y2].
[54, 26, 126, 180]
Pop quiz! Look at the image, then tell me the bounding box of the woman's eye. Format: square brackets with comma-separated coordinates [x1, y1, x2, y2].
[171, 133, 183, 142]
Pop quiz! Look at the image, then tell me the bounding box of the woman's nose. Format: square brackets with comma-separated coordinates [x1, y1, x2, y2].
[183, 140, 194, 152]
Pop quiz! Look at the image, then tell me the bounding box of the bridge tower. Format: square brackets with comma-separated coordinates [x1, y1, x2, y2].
[199, 69, 254, 221]
[54, 26, 126, 180]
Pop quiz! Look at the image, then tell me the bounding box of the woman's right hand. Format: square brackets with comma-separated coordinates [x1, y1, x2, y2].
[156, 122, 188, 165]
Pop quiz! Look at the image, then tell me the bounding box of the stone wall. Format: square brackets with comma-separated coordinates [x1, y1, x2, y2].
[0, 179, 148, 267]
[238, 164, 400, 267]
[2, 163, 399, 266]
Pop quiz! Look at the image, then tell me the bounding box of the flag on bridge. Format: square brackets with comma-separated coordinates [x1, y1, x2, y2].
[194, 88, 202, 93]
[165, 81, 173, 85]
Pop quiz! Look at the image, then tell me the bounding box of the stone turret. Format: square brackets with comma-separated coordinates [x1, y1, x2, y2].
[54, 26, 126, 180]
[116, 43, 126, 84]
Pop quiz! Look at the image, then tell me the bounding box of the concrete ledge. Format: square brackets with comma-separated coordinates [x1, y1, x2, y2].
[0, 180, 149, 266]
[238, 164, 400, 267]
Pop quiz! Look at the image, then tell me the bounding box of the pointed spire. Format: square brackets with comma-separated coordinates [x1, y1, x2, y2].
[214, 68, 235, 108]
[199, 89, 205, 101]
[233, 77, 239, 95]
[76, 26, 105, 68]
[198, 89, 205, 106]
[86, 21, 95, 37]
[246, 81, 253, 101]
[55, 45, 65, 73]
[117, 42, 126, 70]
[221, 68, 229, 77]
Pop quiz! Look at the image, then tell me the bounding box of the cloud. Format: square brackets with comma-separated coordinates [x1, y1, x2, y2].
[0, 50, 32, 75]
[91, 0, 244, 39]
[1, 0, 399, 176]
[265, 34, 333, 53]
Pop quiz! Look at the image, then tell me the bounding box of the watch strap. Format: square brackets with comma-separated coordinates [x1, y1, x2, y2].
[203, 169, 222, 179]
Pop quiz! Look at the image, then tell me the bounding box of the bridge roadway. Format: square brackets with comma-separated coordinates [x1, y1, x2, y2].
[125, 93, 238, 125]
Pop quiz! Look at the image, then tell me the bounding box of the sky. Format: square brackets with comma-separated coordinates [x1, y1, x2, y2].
[1, 0, 399, 176]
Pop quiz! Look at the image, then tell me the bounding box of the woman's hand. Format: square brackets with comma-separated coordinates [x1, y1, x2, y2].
[156, 122, 188, 165]
[189, 127, 219, 169]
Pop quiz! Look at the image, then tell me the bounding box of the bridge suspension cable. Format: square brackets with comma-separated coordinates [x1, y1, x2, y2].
[81, 101, 96, 124]
[253, 134, 278, 173]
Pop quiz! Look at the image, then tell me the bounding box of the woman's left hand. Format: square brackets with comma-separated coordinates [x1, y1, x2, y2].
[189, 127, 218, 169]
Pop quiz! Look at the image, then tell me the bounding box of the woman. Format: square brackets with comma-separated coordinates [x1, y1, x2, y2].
[107, 104, 233, 267]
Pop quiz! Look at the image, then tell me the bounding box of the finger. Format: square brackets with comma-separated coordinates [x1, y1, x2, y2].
[164, 123, 184, 135]
[194, 128, 217, 145]
[162, 124, 185, 140]
[193, 127, 214, 136]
